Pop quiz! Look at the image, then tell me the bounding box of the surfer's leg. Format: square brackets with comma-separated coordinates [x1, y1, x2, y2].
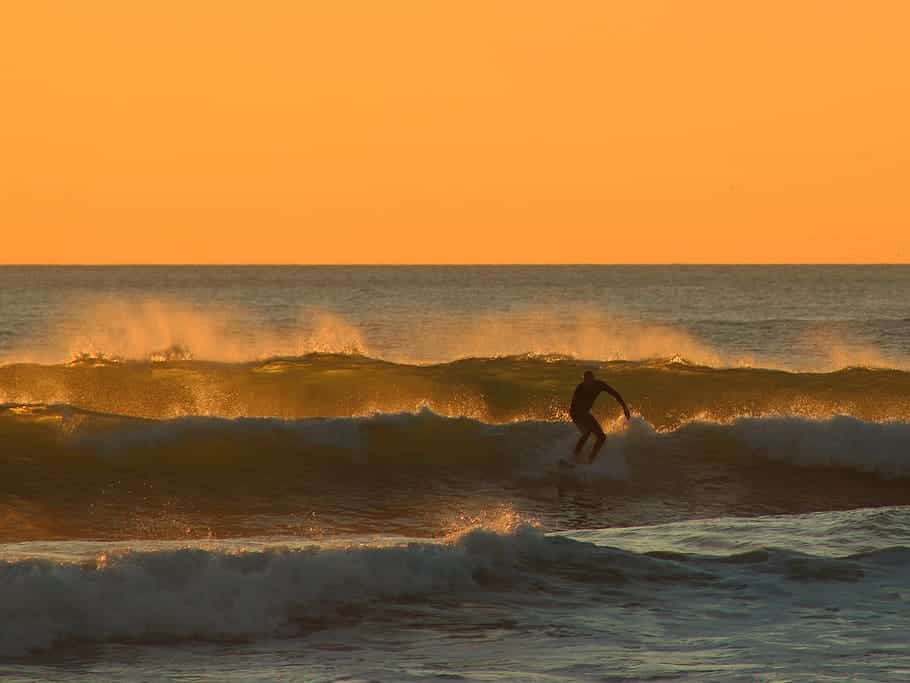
[572, 413, 591, 456]
[574, 431, 590, 455]
[573, 414, 599, 463]
[589, 434, 607, 462]
[588, 419, 607, 463]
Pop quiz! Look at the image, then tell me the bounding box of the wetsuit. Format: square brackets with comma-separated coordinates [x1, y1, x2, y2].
[569, 380, 620, 437]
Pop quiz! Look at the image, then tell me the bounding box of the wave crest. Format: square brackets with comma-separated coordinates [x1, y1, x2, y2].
[3, 354, 910, 426]
[4, 523, 909, 657]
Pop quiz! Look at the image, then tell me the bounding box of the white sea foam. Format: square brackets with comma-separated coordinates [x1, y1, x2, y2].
[3, 519, 909, 657]
[0, 528, 559, 656]
[726, 415, 910, 477]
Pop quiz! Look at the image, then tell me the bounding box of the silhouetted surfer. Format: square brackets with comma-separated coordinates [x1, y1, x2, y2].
[569, 370, 630, 464]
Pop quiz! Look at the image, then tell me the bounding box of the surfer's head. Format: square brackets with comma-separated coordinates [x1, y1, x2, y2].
[583, 370, 595, 384]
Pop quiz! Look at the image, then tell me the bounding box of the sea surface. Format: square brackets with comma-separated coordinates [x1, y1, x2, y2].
[2, 265, 910, 681]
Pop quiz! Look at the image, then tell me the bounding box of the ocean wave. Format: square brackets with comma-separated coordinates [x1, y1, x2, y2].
[2, 354, 910, 427]
[569, 506, 910, 558]
[3, 524, 908, 657]
[0, 527, 664, 656]
[6, 404, 910, 542]
[0, 405, 910, 477]
[3, 405, 910, 492]
[3, 295, 909, 374]
[6, 404, 910, 473]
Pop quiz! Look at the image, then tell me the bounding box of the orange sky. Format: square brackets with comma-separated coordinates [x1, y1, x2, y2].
[1, 1, 908, 263]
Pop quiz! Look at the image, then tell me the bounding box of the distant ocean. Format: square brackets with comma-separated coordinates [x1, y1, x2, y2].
[2, 265, 910, 681]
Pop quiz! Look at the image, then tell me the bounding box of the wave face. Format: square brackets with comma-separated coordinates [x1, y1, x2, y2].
[4, 404, 910, 542]
[3, 519, 910, 657]
[3, 354, 910, 426]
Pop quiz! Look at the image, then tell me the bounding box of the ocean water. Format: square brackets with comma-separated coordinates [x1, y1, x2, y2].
[2, 265, 910, 681]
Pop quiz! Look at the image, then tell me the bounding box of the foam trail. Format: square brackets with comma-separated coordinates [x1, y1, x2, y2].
[552, 418, 645, 481]
[590, 416, 659, 479]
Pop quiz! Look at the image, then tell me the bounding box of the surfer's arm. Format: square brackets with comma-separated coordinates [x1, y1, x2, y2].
[599, 381, 631, 419]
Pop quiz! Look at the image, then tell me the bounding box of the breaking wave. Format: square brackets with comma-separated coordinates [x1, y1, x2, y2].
[4, 404, 910, 543]
[3, 524, 909, 657]
[4, 405, 910, 478]
[2, 354, 910, 427]
[4, 295, 909, 371]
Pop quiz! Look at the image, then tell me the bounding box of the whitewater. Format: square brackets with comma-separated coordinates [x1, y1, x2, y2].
[2, 265, 910, 681]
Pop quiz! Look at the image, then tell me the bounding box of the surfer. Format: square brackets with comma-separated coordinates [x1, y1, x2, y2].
[569, 370, 631, 464]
